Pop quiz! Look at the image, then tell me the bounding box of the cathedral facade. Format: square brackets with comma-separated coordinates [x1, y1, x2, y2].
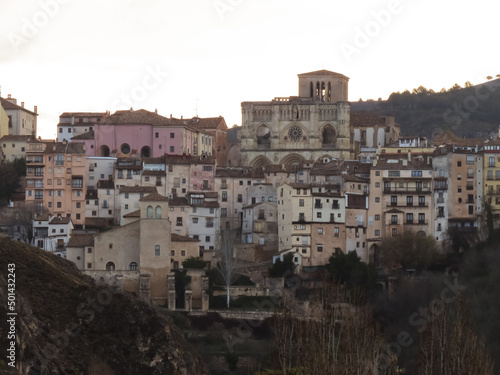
[240, 70, 355, 168]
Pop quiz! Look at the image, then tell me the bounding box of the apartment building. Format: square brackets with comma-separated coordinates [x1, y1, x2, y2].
[0, 95, 38, 137]
[25, 140, 86, 226]
[483, 139, 500, 224]
[57, 112, 107, 142]
[1, 135, 32, 162]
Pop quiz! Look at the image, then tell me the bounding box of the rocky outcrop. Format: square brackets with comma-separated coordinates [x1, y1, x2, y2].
[0, 238, 208, 375]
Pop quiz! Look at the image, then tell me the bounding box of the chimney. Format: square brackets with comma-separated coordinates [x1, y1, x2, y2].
[21, 102, 24, 108]
[155, 108, 158, 114]
[34, 106, 37, 114]
[6, 95, 16, 105]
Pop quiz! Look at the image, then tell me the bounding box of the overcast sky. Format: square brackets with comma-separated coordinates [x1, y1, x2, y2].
[1, 0, 498, 139]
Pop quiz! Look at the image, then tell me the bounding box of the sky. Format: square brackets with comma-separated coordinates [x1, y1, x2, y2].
[1, 0, 499, 139]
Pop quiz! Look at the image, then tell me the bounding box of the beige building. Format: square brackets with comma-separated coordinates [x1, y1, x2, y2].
[1, 135, 32, 162]
[25, 140, 86, 226]
[67, 192, 172, 305]
[367, 157, 434, 264]
[240, 70, 354, 168]
[0, 95, 37, 137]
[351, 112, 400, 148]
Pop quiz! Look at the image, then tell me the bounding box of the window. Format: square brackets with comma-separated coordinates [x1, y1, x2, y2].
[392, 228, 398, 237]
[375, 214, 380, 220]
[457, 161, 462, 167]
[87, 263, 92, 269]
[317, 245, 323, 253]
[169, 146, 175, 152]
[155, 245, 160, 256]
[176, 217, 183, 226]
[205, 236, 210, 242]
[489, 156, 495, 167]
[391, 196, 397, 206]
[467, 155, 474, 164]
[375, 197, 380, 203]
[391, 215, 398, 224]
[419, 196, 425, 206]
[406, 196, 413, 206]
[221, 208, 227, 217]
[318, 228, 323, 234]
[76, 202, 81, 208]
[57, 202, 62, 208]
[237, 194, 242, 202]
[170, 132, 175, 138]
[375, 182, 380, 188]
[468, 205, 474, 215]
[418, 213, 425, 224]
[202, 166, 213, 171]
[299, 199, 304, 207]
[129, 262, 139, 271]
[457, 174, 462, 180]
[55, 154, 64, 165]
[334, 227, 339, 237]
[375, 230, 380, 236]
[406, 213, 413, 224]
[411, 171, 422, 177]
[388, 171, 400, 177]
[316, 212, 322, 218]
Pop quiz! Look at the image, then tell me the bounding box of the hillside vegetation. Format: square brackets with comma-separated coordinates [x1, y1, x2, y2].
[351, 78, 500, 139]
[0, 237, 208, 375]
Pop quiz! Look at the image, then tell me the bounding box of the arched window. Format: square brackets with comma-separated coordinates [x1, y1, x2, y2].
[309, 81, 314, 97]
[316, 81, 320, 98]
[106, 262, 115, 271]
[327, 82, 332, 102]
[155, 205, 162, 219]
[147, 205, 153, 218]
[129, 262, 139, 271]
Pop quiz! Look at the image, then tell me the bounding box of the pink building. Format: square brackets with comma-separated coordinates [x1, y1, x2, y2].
[71, 109, 213, 159]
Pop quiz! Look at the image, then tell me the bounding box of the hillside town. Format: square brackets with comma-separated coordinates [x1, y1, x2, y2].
[1, 70, 498, 306]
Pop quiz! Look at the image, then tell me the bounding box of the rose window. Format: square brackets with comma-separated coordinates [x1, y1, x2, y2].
[288, 126, 303, 141]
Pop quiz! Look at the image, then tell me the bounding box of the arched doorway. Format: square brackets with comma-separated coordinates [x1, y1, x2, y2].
[141, 146, 151, 157]
[99, 145, 110, 157]
[369, 244, 381, 268]
[322, 124, 337, 147]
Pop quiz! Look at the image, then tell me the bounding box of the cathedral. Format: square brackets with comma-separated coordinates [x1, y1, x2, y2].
[240, 70, 355, 168]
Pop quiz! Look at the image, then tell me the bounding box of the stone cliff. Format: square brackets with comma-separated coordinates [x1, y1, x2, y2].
[0, 237, 208, 375]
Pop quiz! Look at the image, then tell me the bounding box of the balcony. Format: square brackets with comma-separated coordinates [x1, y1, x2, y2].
[314, 203, 323, 209]
[437, 213, 445, 218]
[258, 214, 266, 220]
[437, 197, 445, 203]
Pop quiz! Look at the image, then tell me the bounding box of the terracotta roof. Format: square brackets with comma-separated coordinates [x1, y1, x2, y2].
[49, 217, 72, 225]
[169, 197, 189, 206]
[119, 186, 157, 194]
[372, 158, 432, 171]
[298, 70, 349, 79]
[187, 116, 227, 131]
[39, 141, 85, 155]
[142, 170, 165, 176]
[350, 112, 390, 127]
[67, 233, 95, 247]
[97, 180, 114, 189]
[139, 192, 169, 202]
[59, 112, 107, 118]
[0, 97, 37, 115]
[103, 109, 172, 126]
[171, 233, 199, 242]
[123, 210, 140, 218]
[71, 130, 94, 140]
[192, 201, 219, 209]
[0, 135, 33, 141]
[215, 167, 264, 178]
[143, 156, 166, 164]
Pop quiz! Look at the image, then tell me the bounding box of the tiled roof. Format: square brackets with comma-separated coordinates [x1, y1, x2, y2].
[97, 180, 114, 189]
[41, 142, 85, 155]
[373, 158, 432, 171]
[49, 217, 72, 225]
[171, 233, 199, 242]
[119, 186, 157, 194]
[0, 135, 33, 141]
[67, 233, 95, 247]
[103, 109, 172, 126]
[142, 170, 165, 176]
[71, 130, 94, 140]
[0, 97, 37, 115]
[123, 210, 140, 218]
[187, 116, 227, 131]
[350, 112, 389, 127]
[169, 197, 189, 206]
[192, 201, 219, 209]
[139, 192, 169, 202]
[215, 167, 264, 178]
[59, 112, 107, 117]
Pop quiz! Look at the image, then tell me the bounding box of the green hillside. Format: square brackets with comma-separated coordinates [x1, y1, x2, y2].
[351, 79, 500, 139]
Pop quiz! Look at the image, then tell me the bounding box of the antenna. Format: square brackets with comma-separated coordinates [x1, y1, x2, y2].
[194, 98, 199, 117]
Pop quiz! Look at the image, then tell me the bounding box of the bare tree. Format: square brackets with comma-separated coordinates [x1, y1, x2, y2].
[418, 296, 494, 375]
[215, 229, 242, 308]
[7, 203, 48, 245]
